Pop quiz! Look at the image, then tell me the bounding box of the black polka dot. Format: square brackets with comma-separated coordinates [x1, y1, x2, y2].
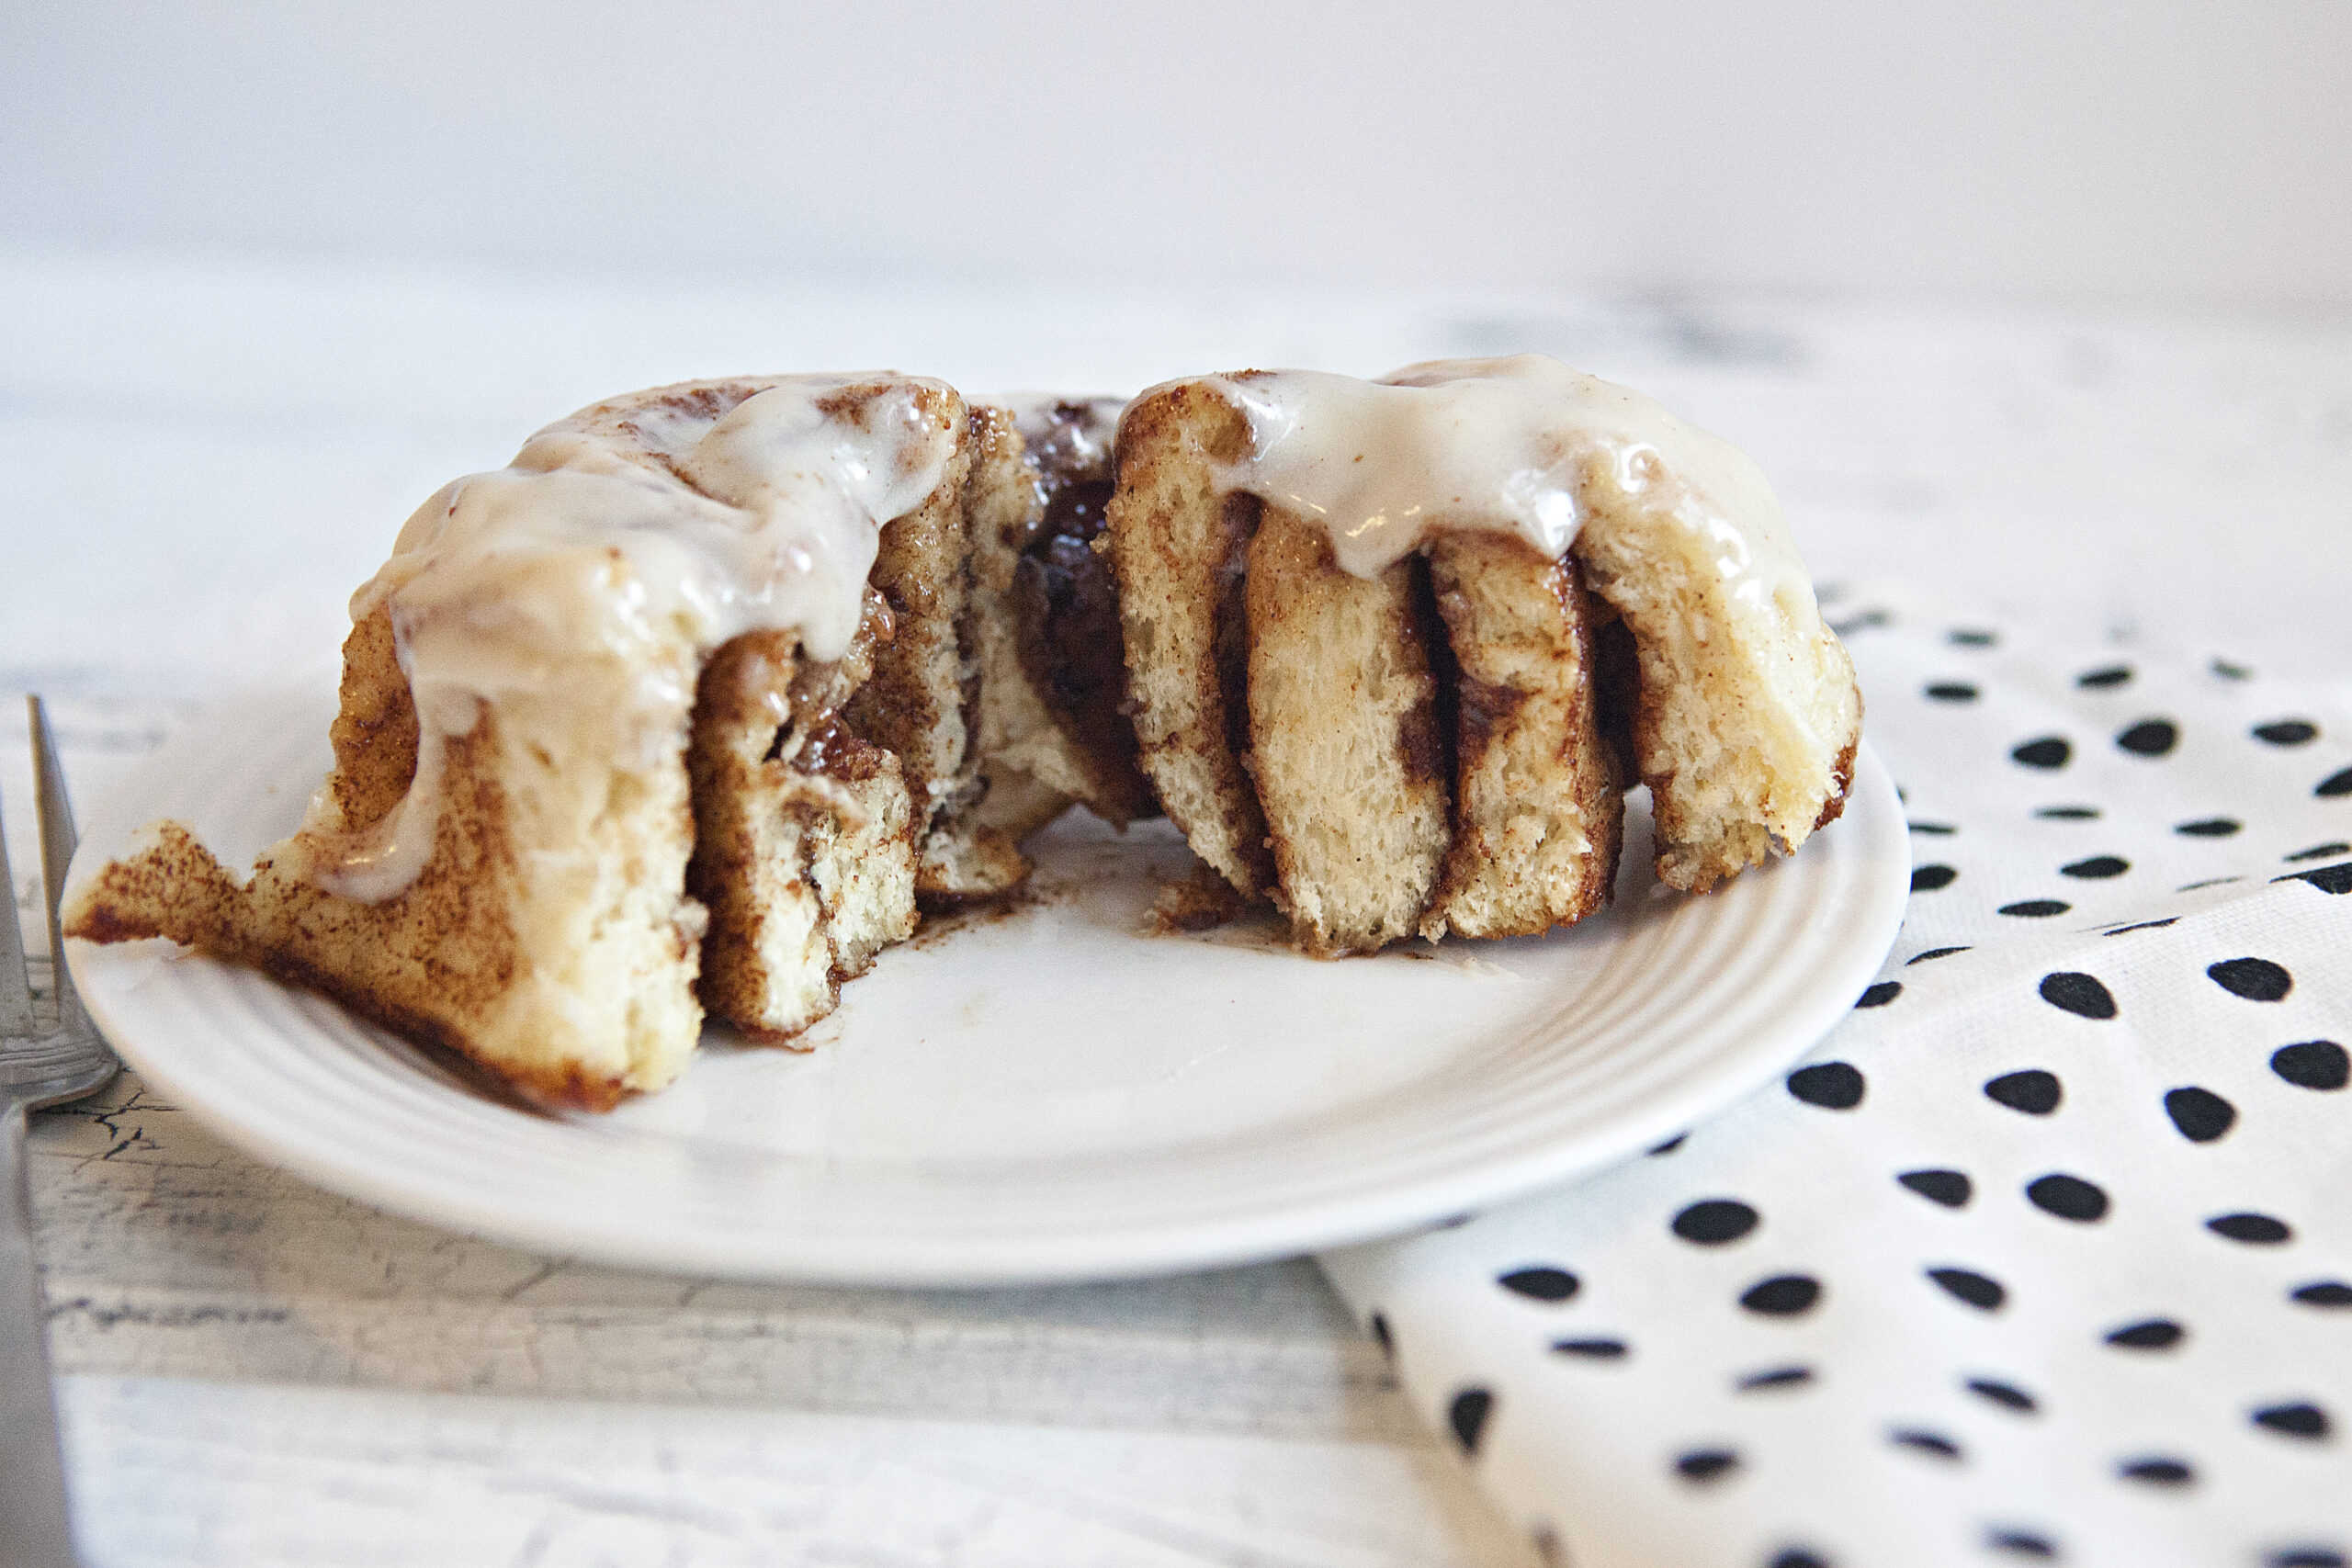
[2106, 917, 2178, 935]
[1646, 1134, 1687, 1156]
[2027, 1173, 2110, 1223]
[1964, 1377, 2039, 1414]
[2035, 804, 2099, 819]
[2317, 766, 2352, 798]
[2267, 1550, 2347, 1568]
[2271, 1041, 2348, 1090]
[1925, 682, 1978, 702]
[1985, 1528, 2058, 1558]
[2117, 1456, 2195, 1488]
[1768, 1550, 1833, 1568]
[2180, 875, 2244, 891]
[2290, 1281, 2352, 1309]
[1985, 1070, 2062, 1115]
[1448, 1388, 1495, 1453]
[2279, 863, 2352, 894]
[2105, 1318, 2185, 1350]
[2041, 972, 2117, 1019]
[2212, 657, 2254, 680]
[2256, 719, 2319, 746]
[2118, 718, 2179, 756]
[2002, 899, 2072, 918]
[1950, 627, 1997, 647]
[1740, 1275, 1823, 1316]
[1737, 1365, 1815, 1392]
[2207, 1212, 2292, 1245]
[2251, 1402, 2332, 1441]
[2288, 840, 2352, 863]
[1673, 1199, 1760, 1245]
[1928, 1267, 2006, 1311]
[1675, 1447, 1740, 1483]
[1909, 820, 1957, 835]
[1899, 1169, 1973, 1208]
[1369, 1312, 1393, 1359]
[1911, 864, 1958, 891]
[1908, 945, 1970, 964]
[2061, 854, 2130, 879]
[2012, 737, 2071, 770]
[1888, 1427, 1963, 1461]
[1498, 1267, 1580, 1303]
[2210, 957, 2292, 1001]
[1787, 1062, 1865, 1109]
[2163, 1086, 2236, 1143]
[2076, 665, 2132, 689]
[1857, 981, 1903, 1007]
[1551, 1337, 1628, 1359]
[2176, 817, 2242, 837]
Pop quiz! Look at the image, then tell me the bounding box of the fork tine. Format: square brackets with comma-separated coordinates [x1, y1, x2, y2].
[27, 698, 83, 1033]
[0, 770, 31, 1038]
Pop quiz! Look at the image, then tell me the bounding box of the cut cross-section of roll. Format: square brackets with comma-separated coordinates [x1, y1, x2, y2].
[1243, 505, 1453, 954]
[686, 618, 918, 1043]
[965, 396, 1159, 843]
[1107, 355, 1860, 953]
[1420, 533, 1623, 940]
[67, 375, 979, 1104]
[1101, 383, 1275, 898]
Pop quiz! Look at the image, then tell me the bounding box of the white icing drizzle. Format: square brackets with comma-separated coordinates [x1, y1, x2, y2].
[301, 375, 957, 902]
[1192, 355, 1808, 604]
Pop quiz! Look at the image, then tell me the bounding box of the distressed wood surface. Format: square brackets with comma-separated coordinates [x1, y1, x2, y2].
[0, 249, 2345, 1564]
[58, 1375, 1533, 1568]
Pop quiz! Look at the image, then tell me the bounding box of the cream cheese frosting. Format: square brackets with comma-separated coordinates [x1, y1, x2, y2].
[302, 375, 958, 902]
[1189, 355, 1810, 611]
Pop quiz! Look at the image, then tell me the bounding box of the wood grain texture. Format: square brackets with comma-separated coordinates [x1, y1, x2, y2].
[59, 1376, 1538, 1568]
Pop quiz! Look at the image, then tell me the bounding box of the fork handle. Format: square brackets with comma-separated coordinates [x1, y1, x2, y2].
[0, 1101, 81, 1566]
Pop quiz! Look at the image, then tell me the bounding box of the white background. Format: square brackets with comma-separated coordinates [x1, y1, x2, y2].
[6, 0, 2349, 308]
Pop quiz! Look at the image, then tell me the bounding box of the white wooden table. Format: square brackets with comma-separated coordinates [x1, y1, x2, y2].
[3, 251, 2346, 1565]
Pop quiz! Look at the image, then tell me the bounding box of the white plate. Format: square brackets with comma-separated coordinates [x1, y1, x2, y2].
[67, 687, 1909, 1286]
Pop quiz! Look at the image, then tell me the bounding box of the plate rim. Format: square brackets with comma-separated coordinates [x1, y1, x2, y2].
[66, 689, 1911, 1286]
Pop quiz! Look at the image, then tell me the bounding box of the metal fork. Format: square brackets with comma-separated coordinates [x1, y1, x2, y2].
[2, 697, 118, 1568]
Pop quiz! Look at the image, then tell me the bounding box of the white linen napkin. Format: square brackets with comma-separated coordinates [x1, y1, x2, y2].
[1321, 587, 2351, 1568]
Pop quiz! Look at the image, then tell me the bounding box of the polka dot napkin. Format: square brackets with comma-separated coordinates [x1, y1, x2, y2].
[1321, 588, 2351, 1568]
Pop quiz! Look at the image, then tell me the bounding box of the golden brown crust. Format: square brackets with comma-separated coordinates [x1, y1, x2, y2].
[71, 537, 714, 1106]
[67, 835, 626, 1111]
[1420, 536, 1623, 940]
[328, 608, 418, 829]
[844, 384, 978, 831]
[258, 943, 629, 1111]
[62, 709, 634, 1104]
[1570, 505, 1861, 893]
[1813, 730, 1860, 832]
[64, 819, 265, 962]
[1103, 384, 1273, 898]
